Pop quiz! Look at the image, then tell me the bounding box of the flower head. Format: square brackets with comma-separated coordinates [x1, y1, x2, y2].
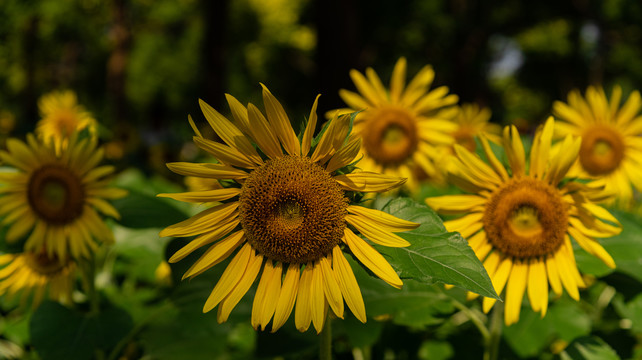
[553, 85, 642, 206]
[160, 85, 418, 333]
[37, 90, 97, 154]
[330, 57, 458, 189]
[426, 118, 620, 325]
[0, 250, 76, 307]
[0, 132, 126, 260]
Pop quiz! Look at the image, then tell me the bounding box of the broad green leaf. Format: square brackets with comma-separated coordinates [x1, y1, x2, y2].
[30, 301, 133, 360]
[333, 315, 384, 348]
[373, 197, 499, 300]
[350, 255, 455, 327]
[111, 188, 188, 229]
[560, 336, 620, 360]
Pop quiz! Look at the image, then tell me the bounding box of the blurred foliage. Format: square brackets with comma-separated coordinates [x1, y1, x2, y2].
[1, 0, 642, 359]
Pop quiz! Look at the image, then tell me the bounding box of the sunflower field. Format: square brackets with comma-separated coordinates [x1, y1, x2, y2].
[1, 1, 642, 359]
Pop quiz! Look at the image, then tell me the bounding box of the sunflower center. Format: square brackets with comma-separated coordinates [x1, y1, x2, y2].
[24, 251, 68, 276]
[579, 125, 625, 176]
[28, 165, 85, 224]
[53, 111, 79, 137]
[363, 107, 418, 166]
[483, 177, 568, 258]
[239, 155, 348, 264]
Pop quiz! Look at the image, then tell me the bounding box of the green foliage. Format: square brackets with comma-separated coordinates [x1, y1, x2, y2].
[560, 336, 621, 360]
[30, 301, 133, 360]
[376, 197, 500, 300]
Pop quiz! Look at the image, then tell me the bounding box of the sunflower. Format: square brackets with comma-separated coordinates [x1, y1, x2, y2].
[0, 132, 126, 260]
[0, 250, 76, 306]
[330, 57, 459, 189]
[553, 85, 642, 207]
[37, 90, 97, 154]
[449, 103, 501, 152]
[159, 85, 418, 333]
[426, 117, 620, 325]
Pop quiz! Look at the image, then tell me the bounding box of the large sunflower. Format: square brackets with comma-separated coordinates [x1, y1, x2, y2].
[37, 90, 97, 154]
[426, 118, 620, 325]
[0, 250, 76, 306]
[330, 57, 459, 189]
[0, 132, 126, 260]
[553, 85, 642, 206]
[159, 85, 418, 333]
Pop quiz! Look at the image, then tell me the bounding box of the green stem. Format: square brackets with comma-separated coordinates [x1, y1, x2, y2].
[449, 296, 490, 342]
[484, 302, 503, 360]
[319, 315, 333, 360]
[80, 257, 100, 315]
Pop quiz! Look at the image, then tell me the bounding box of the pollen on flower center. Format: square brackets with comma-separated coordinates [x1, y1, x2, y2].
[483, 177, 568, 258]
[363, 107, 418, 166]
[28, 165, 85, 224]
[579, 125, 625, 175]
[239, 155, 348, 264]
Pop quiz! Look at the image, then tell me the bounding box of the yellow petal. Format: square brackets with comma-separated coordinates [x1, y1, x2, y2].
[198, 99, 262, 165]
[166, 162, 248, 179]
[261, 84, 300, 156]
[302, 94, 321, 157]
[158, 188, 241, 203]
[554, 247, 579, 301]
[546, 135, 581, 185]
[180, 230, 245, 278]
[568, 227, 615, 269]
[203, 243, 252, 313]
[294, 263, 314, 332]
[346, 214, 410, 247]
[224, 94, 252, 137]
[159, 202, 238, 238]
[311, 113, 350, 163]
[505, 259, 528, 326]
[389, 57, 407, 103]
[482, 256, 512, 313]
[247, 103, 283, 159]
[527, 257, 549, 316]
[350, 69, 383, 106]
[333, 246, 366, 323]
[272, 264, 300, 332]
[365, 67, 389, 102]
[319, 256, 344, 319]
[346, 205, 418, 232]
[401, 65, 434, 106]
[169, 220, 240, 264]
[334, 172, 406, 193]
[529, 117, 554, 179]
[425, 195, 486, 215]
[545, 253, 563, 296]
[343, 229, 402, 289]
[259, 261, 283, 330]
[310, 262, 327, 334]
[503, 125, 525, 176]
[338, 90, 370, 110]
[217, 250, 263, 323]
[193, 137, 256, 169]
[252, 260, 275, 330]
[443, 212, 484, 239]
[326, 136, 362, 173]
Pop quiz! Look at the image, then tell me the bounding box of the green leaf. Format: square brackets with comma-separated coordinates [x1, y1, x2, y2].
[418, 340, 454, 360]
[374, 197, 499, 300]
[560, 336, 620, 360]
[30, 301, 133, 360]
[111, 188, 188, 229]
[613, 293, 642, 334]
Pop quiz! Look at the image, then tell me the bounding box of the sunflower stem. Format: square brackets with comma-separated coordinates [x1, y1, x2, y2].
[484, 302, 503, 360]
[80, 257, 100, 315]
[319, 315, 333, 360]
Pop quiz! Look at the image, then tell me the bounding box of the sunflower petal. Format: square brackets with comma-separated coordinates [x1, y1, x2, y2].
[347, 205, 418, 232]
[159, 202, 239, 238]
[334, 172, 406, 193]
[346, 215, 410, 247]
[180, 230, 245, 278]
[326, 136, 362, 173]
[505, 259, 528, 326]
[158, 188, 241, 203]
[217, 250, 263, 323]
[247, 103, 283, 159]
[333, 246, 366, 323]
[261, 84, 300, 156]
[272, 264, 300, 332]
[389, 57, 407, 103]
[302, 94, 321, 157]
[166, 162, 248, 179]
[294, 263, 314, 332]
[203, 243, 252, 313]
[343, 229, 402, 289]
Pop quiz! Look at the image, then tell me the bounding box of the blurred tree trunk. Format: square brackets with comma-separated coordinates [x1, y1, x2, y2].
[315, 0, 360, 118]
[201, 0, 229, 110]
[23, 16, 39, 129]
[107, 0, 131, 125]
